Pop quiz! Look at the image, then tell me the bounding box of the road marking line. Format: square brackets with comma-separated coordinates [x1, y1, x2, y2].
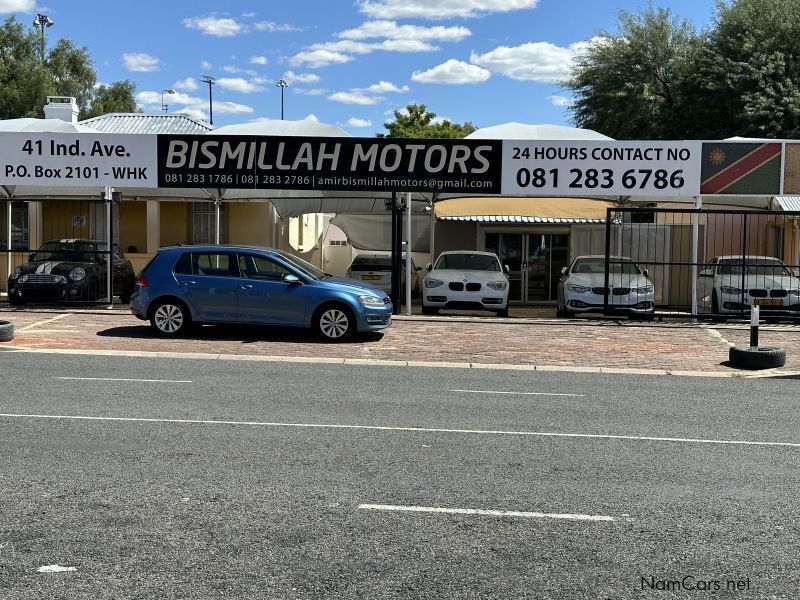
[0, 412, 798, 448]
[358, 504, 615, 522]
[16, 314, 70, 332]
[450, 389, 585, 397]
[55, 377, 193, 383]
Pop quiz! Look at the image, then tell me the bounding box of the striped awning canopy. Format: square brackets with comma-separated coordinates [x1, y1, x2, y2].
[434, 197, 614, 224]
[773, 196, 800, 212]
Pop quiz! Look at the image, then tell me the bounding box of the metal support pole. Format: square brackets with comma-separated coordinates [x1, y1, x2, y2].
[603, 208, 612, 315]
[6, 201, 12, 294]
[405, 192, 412, 316]
[690, 196, 701, 322]
[214, 199, 221, 245]
[104, 186, 113, 306]
[750, 305, 760, 348]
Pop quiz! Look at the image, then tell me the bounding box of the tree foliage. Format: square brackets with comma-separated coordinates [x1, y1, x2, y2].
[379, 104, 476, 138]
[0, 15, 137, 120]
[564, 0, 800, 139]
[564, 6, 697, 139]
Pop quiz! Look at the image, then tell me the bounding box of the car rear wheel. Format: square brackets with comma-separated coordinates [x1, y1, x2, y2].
[422, 305, 439, 315]
[150, 300, 190, 336]
[315, 304, 355, 341]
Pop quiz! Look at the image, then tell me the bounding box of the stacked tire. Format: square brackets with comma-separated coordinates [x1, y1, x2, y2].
[0, 320, 14, 342]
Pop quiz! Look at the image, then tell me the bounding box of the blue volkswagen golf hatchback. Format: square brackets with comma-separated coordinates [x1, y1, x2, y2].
[130, 245, 392, 341]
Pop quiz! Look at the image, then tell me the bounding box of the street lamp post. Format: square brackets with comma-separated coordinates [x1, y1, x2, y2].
[201, 75, 216, 125]
[276, 80, 288, 120]
[32, 13, 54, 62]
[161, 89, 176, 114]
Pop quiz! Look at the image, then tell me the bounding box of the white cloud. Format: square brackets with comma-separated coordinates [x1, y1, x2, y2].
[339, 20, 470, 43]
[328, 91, 380, 105]
[470, 40, 591, 83]
[412, 59, 490, 84]
[0, 0, 34, 12]
[216, 77, 265, 93]
[290, 49, 353, 68]
[122, 53, 160, 73]
[214, 101, 255, 114]
[364, 81, 409, 93]
[345, 118, 373, 128]
[357, 0, 538, 20]
[293, 88, 328, 96]
[254, 21, 301, 32]
[175, 107, 208, 121]
[184, 16, 245, 37]
[548, 94, 573, 107]
[250, 55, 268, 65]
[200, 60, 213, 71]
[283, 70, 320, 84]
[174, 77, 199, 92]
[136, 91, 203, 107]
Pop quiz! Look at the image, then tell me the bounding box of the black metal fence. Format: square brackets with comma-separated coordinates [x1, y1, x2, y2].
[601, 207, 800, 320]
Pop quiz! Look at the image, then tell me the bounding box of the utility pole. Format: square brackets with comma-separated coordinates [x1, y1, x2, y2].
[276, 79, 288, 120]
[201, 75, 216, 125]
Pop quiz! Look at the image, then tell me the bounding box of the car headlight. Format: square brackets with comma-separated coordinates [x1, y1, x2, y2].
[487, 281, 507, 290]
[358, 294, 385, 307]
[634, 285, 654, 294]
[425, 278, 444, 289]
[789, 289, 800, 297]
[568, 284, 589, 293]
[720, 286, 742, 295]
[69, 267, 86, 282]
[18, 274, 29, 283]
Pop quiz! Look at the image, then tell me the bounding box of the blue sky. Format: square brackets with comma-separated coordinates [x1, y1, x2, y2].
[4, 0, 718, 134]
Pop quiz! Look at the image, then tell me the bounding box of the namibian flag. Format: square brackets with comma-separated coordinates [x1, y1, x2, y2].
[700, 142, 781, 194]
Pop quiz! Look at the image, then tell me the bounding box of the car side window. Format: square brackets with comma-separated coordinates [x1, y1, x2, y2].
[174, 252, 238, 277]
[699, 261, 716, 277]
[174, 253, 193, 275]
[238, 254, 292, 281]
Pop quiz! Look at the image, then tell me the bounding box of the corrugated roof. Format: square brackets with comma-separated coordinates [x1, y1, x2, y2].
[774, 196, 800, 212]
[439, 215, 605, 224]
[78, 113, 213, 135]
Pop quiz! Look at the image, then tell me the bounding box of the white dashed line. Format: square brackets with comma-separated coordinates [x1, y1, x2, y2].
[55, 377, 192, 383]
[0, 412, 797, 448]
[450, 389, 585, 397]
[358, 504, 616, 522]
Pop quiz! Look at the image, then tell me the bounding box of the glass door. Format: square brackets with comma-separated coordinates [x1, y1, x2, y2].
[485, 232, 524, 303]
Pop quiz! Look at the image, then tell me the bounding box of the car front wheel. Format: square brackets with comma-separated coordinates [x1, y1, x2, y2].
[315, 304, 355, 341]
[150, 300, 190, 336]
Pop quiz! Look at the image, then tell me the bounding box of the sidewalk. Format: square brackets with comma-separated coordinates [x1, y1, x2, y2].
[2, 306, 799, 376]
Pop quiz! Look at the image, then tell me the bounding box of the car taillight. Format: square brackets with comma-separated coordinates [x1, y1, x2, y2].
[135, 275, 149, 287]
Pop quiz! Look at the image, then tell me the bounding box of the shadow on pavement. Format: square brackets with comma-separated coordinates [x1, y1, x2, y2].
[96, 324, 384, 345]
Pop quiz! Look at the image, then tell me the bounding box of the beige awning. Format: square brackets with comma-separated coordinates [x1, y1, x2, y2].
[434, 197, 615, 222]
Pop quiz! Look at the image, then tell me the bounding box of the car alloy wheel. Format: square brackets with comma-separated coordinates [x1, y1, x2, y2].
[317, 306, 354, 340]
[151, 301, 188, 336]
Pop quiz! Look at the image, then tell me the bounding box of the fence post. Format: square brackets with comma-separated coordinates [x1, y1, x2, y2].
[603, 207, 612, 315]
[691, 196, 701, 322]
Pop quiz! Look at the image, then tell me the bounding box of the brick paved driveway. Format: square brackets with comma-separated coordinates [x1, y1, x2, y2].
[2, 307, 799, 374]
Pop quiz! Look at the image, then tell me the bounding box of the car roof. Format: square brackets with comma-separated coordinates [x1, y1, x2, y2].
[159, 244, 279, 253]
[714, 255, 783, 260]
[439, 250, 498, 257]
[573, 255, 634, 260]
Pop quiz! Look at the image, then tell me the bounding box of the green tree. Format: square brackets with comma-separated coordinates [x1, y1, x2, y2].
[379, 104, 476, 138]
[686, 0, 800, 138]
[81, 80, 140, 120]
[0, 15, 137, 120]
[564, 6, 698, 139]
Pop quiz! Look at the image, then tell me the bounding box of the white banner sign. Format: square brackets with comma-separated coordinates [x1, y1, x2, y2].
[502, 140, 702, 196]
[0, 133, 158, 188]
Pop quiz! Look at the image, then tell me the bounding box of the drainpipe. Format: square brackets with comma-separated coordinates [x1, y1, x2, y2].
[214, 198, 220, 245]
[6, 200, 12, 294]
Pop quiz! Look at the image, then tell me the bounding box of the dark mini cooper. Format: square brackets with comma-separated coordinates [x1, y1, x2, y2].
[7, 239, 136, 305]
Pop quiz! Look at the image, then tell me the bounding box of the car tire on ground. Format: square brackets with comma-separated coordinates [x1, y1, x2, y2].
[729, 345, 786, 369]
[119, 291, 132, 304]
[0, 320, 14, 342]
[421, 305, 439, 315]
[149, 299, 191, 336]
[314, 303, 356, 342]
[8, 294, 24, 307]
[495, 308, 509, 318]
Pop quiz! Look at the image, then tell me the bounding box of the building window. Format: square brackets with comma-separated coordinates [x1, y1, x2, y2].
[11, 203, 29, 250]
[192, 202, 225, 244]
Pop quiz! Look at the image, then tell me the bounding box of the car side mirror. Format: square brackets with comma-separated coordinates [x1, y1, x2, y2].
[416, 266, 422, 271]
[560, 266, 567, 275]
[283, 274, 301, 284]
[426, 263, 432, 271]
[642, 268, 649, 277]
[504, 264, 510, 273]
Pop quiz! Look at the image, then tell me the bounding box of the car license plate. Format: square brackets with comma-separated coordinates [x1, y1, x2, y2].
[362, 275, 381, 280]
[755, 299, 782, 306]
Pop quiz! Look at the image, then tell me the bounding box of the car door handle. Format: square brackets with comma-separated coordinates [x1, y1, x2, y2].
[241, 284, 253, 289]
[183, 281, 197, 286]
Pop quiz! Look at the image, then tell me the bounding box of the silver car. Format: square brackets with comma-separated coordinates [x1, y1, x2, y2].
[557, 255, 655, 317]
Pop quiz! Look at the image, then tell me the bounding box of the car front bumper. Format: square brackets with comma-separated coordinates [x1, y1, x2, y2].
[7, 278, 91, 302]
[423, 287, 507, 310]
[566, 291, 655, 313]
[356, 305, 393, 331]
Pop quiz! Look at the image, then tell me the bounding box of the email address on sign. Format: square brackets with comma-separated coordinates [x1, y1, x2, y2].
[317, 176, 496, 190]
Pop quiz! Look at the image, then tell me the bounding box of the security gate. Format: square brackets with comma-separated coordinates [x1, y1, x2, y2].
[603, 207, 800, 320]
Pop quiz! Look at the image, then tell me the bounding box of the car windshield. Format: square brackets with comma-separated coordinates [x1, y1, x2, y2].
[717, 258, 792, 276]
[571, 257, 641, 275]
[435, 253, 500, 271]
[30, 241, 98, 263]
[274, 250, 327, 280]
[350, 257, 392, 271]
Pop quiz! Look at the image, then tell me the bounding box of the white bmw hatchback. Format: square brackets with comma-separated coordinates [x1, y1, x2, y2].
[422, 251, 510, 316]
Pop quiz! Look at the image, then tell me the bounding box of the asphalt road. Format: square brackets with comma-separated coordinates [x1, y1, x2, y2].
[0, 351, 798, 599]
